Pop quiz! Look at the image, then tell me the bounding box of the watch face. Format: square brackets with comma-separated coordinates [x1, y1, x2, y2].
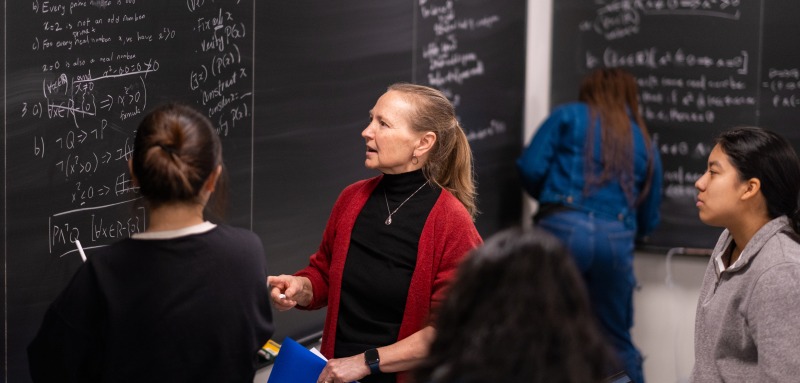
[365, 348, 379, 364]
[365, 348, 380, 373]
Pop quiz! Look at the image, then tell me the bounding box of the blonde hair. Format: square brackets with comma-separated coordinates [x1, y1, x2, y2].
[387, 83, 477, 218]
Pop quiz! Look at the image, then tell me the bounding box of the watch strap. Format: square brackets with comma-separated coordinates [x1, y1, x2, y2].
[364, 348, 380, 375]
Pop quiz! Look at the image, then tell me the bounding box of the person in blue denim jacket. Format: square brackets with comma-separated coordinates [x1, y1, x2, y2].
[517, 68, 662, 383]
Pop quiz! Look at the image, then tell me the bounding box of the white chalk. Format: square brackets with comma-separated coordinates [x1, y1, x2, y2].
[75, 240, 87, 262]
[279, 293, 287, 299]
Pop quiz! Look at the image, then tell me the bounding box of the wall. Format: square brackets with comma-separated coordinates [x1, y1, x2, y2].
[632, 251, 706, 383]
[524, 1, 707, 382]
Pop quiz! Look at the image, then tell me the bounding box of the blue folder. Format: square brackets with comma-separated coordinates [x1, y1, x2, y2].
[266, 337, 326, 383]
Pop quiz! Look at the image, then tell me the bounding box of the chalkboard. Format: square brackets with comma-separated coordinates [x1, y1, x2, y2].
[4, 1, 257, 381]
[551, 0, 800, 250]
[414, 0, 526, 234]
[2, 1, 525, 381]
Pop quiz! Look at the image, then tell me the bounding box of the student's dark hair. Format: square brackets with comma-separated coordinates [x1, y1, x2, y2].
[579, 67, 655, 208]
[715, 126, 800, 233]
[412, 227, 617, 383]
[132, 103, 227, 217]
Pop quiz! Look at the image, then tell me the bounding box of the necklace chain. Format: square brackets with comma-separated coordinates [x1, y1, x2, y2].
[383, 181, 428, 225]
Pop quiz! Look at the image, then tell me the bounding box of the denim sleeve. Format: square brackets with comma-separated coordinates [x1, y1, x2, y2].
[516, 109, 564, 199]
[636, 145, 663, 238]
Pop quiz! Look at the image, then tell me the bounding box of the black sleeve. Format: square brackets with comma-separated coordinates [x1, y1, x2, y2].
[28, 265, 104, 383]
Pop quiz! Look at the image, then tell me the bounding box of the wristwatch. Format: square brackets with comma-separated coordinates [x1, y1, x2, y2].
[364, 348, 380, 375]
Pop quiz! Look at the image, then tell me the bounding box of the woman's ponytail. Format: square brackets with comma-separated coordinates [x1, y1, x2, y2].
[388, 83, 478, 219]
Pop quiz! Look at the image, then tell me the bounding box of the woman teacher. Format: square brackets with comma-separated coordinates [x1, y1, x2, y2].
[268, 83, 482, 383]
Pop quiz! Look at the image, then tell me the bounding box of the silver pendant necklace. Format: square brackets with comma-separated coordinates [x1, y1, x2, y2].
[383, 181, 428, 225]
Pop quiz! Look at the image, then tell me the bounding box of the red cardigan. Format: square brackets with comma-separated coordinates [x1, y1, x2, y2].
[295, 175, 482, 376]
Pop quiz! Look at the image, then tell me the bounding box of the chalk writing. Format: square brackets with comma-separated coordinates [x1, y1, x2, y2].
[13, 1, 254, 257]
[587, 47, 749, 74]
[188, 7, 251, 136]
[417, 0, 512, 142]
[762, 68, 800, 108]
[49, 199, 145, 257]
[465, 119, 507, 142]
[580, 0, 742, 40]
[419, 1, 489, 90]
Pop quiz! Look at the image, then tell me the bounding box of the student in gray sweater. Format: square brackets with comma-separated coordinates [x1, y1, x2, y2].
[691, 127, 800, 382]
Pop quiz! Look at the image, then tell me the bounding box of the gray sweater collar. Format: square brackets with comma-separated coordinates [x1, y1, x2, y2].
[713, 216, 791, 275]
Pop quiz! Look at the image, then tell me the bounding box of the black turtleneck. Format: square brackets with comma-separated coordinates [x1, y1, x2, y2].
[334, 170, 441, 382]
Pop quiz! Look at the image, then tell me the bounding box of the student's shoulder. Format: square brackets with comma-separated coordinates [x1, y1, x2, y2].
[204, 226, 264, 260]
[89, 237, 139, 261]
[749, 234, 800, 309]
[748, 230, 800, 287]
[212, 224, 262, 245]
[208, 225, 267, 267]
[540, 102, 589, 127]
[768, 229, 800, 264]
[551, 101, 589, 115]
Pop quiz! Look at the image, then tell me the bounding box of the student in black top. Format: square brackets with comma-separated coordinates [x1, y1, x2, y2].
[28, 103, 274, 383]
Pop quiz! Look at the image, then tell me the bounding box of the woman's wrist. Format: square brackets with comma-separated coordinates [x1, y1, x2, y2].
[364, 348, 381, 374]
[295, 276, 314, 306]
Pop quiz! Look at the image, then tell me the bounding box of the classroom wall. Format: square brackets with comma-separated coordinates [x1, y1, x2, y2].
[524, 1, 708, 382]
[632, 251, 706, 383]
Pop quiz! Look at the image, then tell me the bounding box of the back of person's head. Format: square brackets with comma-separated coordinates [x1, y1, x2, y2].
[413, 227, 617, 383]
[715, 126, 800, 232]
[578, 67, 653, 206]
[132, 103, 224, 210]
[578, 67, 641, 116]
[387, 83, 477, 218]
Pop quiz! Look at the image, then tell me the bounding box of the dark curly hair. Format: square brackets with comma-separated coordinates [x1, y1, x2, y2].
[412, 227, 618, 383]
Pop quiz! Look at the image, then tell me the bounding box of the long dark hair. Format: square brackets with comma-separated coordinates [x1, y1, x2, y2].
[412, 227, 617, 383]
[132, 103, 227, 217]
[715, 127, 800, 233]
[579, 68, 654, 207]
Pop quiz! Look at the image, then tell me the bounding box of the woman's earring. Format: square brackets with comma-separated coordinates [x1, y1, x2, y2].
[411, 154, 419, 165]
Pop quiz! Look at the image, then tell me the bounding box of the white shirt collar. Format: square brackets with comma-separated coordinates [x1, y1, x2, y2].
[714, 243, 745, 273]
[132, 222, 216, 240]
